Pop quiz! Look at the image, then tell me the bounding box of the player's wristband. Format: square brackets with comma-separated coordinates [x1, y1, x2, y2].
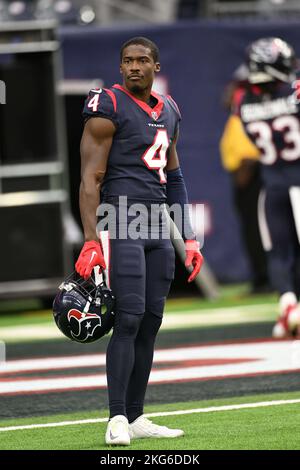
[166, 167, 196, 241]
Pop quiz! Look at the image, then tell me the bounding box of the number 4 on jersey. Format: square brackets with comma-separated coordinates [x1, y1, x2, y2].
[87, 94, 100, 112]
[142, 129, 169, 183]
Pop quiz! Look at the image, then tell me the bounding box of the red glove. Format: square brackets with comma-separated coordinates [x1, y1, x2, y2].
[75, 240, 106, 280]
[185, 240, 204, 283]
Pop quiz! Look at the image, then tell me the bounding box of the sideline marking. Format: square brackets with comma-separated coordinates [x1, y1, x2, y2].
[0, 398, 300, 432]
[1, 340, 299, 394]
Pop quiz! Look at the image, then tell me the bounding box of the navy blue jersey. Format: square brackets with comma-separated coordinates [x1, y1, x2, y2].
[82, 84, 181, 203]
[238, 82, 300, 188]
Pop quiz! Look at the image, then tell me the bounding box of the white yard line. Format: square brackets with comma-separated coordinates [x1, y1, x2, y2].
[0, 398, 299, 432]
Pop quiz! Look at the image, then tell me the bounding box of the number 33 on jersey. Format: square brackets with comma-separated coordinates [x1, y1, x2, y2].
[83, 85, 181, 201]
[239, 83, 300, 187]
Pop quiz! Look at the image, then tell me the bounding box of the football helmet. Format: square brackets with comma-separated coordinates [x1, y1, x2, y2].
[247, 37, 297, 84]
[53, 270, 115, 343]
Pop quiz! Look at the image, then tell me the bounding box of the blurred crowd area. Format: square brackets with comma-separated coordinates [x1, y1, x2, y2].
[1, 0, 300, 26]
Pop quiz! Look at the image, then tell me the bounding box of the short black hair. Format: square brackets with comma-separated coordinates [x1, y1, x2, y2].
[120, 37, 160, 63]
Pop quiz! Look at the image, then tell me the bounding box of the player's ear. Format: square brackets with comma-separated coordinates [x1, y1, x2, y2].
[155, 62, 161, 73]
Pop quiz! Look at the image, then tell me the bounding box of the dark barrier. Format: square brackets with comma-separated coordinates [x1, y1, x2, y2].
[59, 19, 300, 282]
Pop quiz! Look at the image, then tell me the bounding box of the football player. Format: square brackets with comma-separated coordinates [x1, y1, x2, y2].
[75, 37, 203, 446]
[237, 37, 300, 338]
[220, 69, 269, 294]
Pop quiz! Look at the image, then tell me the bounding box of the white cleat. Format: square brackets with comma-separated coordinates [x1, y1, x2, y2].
[272, 319, 290, 339]
[272, 293, 300, 339]
[129, 416, 184, 440]
[105, 415, 130, 446]
[272, 308, 300, 339]
[288, 306, 300, 330]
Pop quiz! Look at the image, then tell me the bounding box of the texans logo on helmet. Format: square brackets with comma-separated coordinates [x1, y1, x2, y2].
[67, 309, 101, 342]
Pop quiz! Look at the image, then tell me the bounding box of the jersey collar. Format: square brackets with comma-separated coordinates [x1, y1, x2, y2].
[113, 84, 164, 120]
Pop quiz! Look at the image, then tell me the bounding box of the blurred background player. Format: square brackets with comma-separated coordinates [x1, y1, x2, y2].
[238, 37, 300, 338]
[220, 65, 269, 295]
[75, 37, 203, 446]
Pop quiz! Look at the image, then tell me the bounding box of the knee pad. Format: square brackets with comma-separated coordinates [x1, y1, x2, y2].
[117, 293, 145, 316]
[146, 300, 165, 318]
[139, 313, 162, 339]
[114, 312, 143, 339]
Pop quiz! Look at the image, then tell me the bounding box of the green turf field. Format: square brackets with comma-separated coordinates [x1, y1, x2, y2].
[0, 391, 299, 450]
[0, 284, 277, 327]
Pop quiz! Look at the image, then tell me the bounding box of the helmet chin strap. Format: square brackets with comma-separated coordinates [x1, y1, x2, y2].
[82, 268, 103, 312]
[92, 267, 108, 307]
[93, 266, 104, 286]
